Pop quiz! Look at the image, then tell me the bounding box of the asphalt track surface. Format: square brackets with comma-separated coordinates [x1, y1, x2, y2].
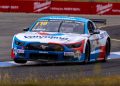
[0, 13, 120, 79]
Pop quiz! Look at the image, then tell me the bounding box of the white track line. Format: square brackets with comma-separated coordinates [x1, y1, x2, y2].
[111, 39, 120, 42]
[99, 24, 120, 29]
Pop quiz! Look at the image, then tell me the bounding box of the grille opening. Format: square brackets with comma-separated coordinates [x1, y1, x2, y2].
[29, 53, 58, 60]
[18, 53, 25, 57]
[25, 43, 64, 51]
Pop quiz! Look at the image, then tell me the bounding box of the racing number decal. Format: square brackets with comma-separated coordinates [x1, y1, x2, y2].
[40, 22, 48, 26]
[36, 22, 48, 27]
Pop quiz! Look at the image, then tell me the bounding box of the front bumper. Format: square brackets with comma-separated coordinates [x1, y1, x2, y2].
[11, 39, 85, 62]
[11, 48, 85, 62]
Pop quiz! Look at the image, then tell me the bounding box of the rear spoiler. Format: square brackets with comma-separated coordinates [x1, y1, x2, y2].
[90, 19, 107, 25]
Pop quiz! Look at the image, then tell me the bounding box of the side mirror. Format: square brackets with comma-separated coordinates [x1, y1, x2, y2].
[23, 28, 29, 31]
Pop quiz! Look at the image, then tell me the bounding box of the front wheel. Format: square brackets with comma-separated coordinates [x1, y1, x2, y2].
[84, 42, 90, 64]
[102, 39, 111, 62]
[14, 59, 27, 64]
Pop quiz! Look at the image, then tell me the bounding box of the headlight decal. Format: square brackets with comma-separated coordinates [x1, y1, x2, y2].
[75, 40, 85, 53]
[15, 40, 25, 46]
[66, 43, 82, 48]
[14, 37, 25, 46]
[65, 40, 85, 49]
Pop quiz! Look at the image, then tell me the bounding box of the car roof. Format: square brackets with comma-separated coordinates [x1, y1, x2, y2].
[37, 16, 89, 23]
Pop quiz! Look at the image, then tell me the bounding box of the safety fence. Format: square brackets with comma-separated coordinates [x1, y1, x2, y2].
[0, 0, 120, 15]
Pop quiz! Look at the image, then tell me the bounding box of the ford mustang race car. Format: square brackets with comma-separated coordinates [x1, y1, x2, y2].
[11, 16, 111, 64]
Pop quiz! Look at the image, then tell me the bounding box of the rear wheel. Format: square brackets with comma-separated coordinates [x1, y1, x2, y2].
[84, 42, 90, 64]
[102, 39, 111, 62]
[14, 59, 27, 64]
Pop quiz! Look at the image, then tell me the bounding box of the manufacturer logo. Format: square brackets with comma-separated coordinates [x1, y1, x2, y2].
[40, 45, 48, 50]
[96, 4, 113, 15]
[34, 1, 51, 12]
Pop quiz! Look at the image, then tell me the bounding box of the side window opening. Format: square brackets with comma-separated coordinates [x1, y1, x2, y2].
[88, 21, 95, 33]
[73, 23, 84, 34]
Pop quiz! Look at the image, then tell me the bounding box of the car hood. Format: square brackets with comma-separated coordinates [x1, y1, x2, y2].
[15, 32, 88, 44]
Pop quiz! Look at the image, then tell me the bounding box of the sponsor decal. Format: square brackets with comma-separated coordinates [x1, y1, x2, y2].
[38, 51, 48, 54]
[14, 48, 24, 55]
[96, 3, 113, 14]
[74, 50, 81, 59]
[49, 17, 76, 21]
[99, 32, 107, 39]
[37, 32, 64, 36]
[38, 32, 49, 35]
[64, 51, 81, 59]
[34, 1, 51, 12]
[90, 35, 99, 52]
[16, 49, 24, 53]
[91, 49, 102, 54]
[64, 52, 74, 56]
[24, 35, 70, 41]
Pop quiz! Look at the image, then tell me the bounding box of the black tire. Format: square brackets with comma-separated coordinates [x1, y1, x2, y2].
[84, 42, 90, 64]
[102, 39, 111, 62]
[14, 59, 27, 64]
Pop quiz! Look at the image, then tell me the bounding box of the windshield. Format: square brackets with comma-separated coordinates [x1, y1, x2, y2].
[31, 20, 84, 34]
[60, 22, 84, 34]
[32, 21, 61, 32]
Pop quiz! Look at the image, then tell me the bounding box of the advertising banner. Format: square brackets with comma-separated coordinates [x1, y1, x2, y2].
[0, 0, 120, 15]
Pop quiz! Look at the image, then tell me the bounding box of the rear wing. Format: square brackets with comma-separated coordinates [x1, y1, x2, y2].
[90, 19, 107, 28]
[90, 19, 107, 25]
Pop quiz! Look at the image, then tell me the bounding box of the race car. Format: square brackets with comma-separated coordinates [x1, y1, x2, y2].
[11, 16, 111, 64]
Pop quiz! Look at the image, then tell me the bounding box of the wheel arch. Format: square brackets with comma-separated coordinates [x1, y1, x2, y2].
[83, 39, 91, 53]
[107, 37, 111, 44]
[106, 37, 111, 54]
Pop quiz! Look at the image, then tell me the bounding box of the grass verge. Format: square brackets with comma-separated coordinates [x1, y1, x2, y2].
[0, 74, 120, 86]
